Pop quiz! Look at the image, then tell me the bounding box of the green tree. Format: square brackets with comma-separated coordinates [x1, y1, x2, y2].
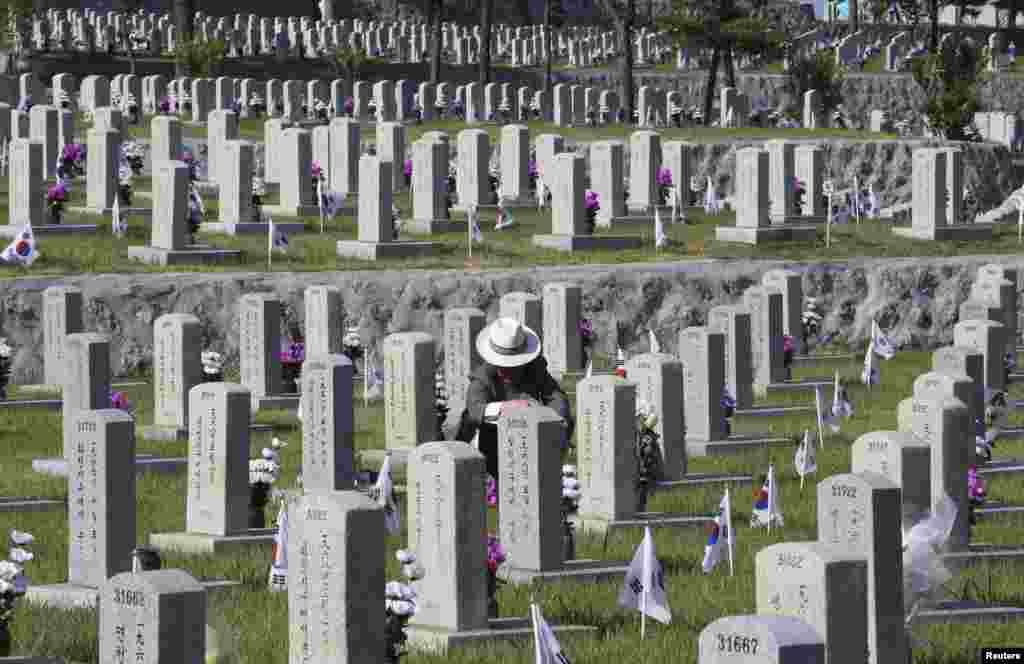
[478, 0, 493, 84]
[911, 37, 987, 139]
[659, 0, 781, 126]
[329, 45, 371, 82]
[0, 0, 32, 51]
[173, 0, 194, 77]
[786, 50, 846, 118]
[174, 38, 226, 78]
[544, 0, 568, 94]
[595, 0, 637, 126]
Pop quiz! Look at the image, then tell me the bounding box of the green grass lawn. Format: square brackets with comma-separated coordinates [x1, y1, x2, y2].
[1, 350, 1024, 662]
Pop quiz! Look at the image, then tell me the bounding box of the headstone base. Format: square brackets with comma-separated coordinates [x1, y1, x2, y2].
[771, 214, 826, 225]
[259, 204, 321, 218]
[977, 460, 1024, 476]
[148, 528, 276, 554]
[31, 454, 186, 477]
[942, 545, 1024, 568]
[141, 422, 273, 441]
[714, 225, 818, 245]
[974, 505, 1024, 522]
[200, 221, 306, 235]
[0, 656, 65, 663]
[336, 240, 439, 260]
[9, 384, 61, 396]
[892, 225, 994, 241]
[0, 224, 98, 238]
[735, 404, 817, 417]
[754, 377, 832, 398]
[406, 618, 595, 654]
[912, 600, 1024, 625]
[127, 246, 243, 266]
[497, 559, 629, 585]
[0, 497, 64, 513]
[401, 218, 467, 234]
[360, 448, 412, 471]
[254, 394, 300, 411]
[0, 399, 61, 410]
[65, 205, 153, 219]
[574, 511, 714, 534]
[653, 473, 753, 491]
[25, 578, 242, 610]
[685, 433, 792, 457]
[532, 234, 644, 252]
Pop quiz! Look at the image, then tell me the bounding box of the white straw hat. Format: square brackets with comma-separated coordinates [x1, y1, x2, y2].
[476, 317, 542, 368]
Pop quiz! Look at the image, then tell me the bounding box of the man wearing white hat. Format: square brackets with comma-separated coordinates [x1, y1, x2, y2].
[455, 317, 574, 483]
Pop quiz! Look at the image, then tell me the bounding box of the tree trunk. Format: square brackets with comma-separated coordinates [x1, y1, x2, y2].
[430, 0, 443, 83]
[620, 0, 636, 125]
[544, 0, 553, 94]
[479, 0, 493, 84]
[929, 0, 939, 52]
[173, 0, 193, 78]
[702, 46, 720, 127]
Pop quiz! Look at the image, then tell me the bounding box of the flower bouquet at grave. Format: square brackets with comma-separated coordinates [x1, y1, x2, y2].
[485, 535, 506, 617]
[157, 96, 172, 114]
[968, 465, 987, 526]
[202, 351, 225, 382]
[342, 97, 354, 117]
[124, 93, 141, 124]
[311, 161, 325, 200]
[487, 166, 500, 205]
[583, 190, 600, 235]
[392, 204, 402, 241]
[118, 164, 134, 206]
[248, 93, 265, 116]
[0, 530, 34, 655]
[251, 175, 266, 214]
[403, 159, 412, 188]
[342, 327, 364, 366]
[120, 141, 145, 177]
[279, 337, 305, 394]
[578, 319, 595, 365]
[721, 388, 736, 437]
[434, 364, 449, 440]
[109, 390, 132, 412]
[56, 90, 72, 111]
[1005, 352, 1017, 386]
[0, 339, 12, 400]
[46, 181, 69, 223]
[801, 298, 823, 350]
[562, 465, 581, 561]
[528, 158, 538, 192]
[57, 143, 85, 180]
[385, 550, 424, 664]
[782, 335, 795, 370]
[634, 399, 661, 512]
[248, 448, 281, 529]
[486, 476, 497, 508]
[656, 167, 673, 205]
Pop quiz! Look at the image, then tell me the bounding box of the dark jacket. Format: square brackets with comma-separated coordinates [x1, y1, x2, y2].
[455, 356, 574, 479]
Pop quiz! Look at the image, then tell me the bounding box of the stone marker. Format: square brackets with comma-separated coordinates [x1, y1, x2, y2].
[499, 292, 543, 341]
[851, 431, 931, 523]
[300, 354, 355, 492]
[756, 542, 869, 664]
[707, 306, 753, 410]
[892, 148, 992, 241]
[43, 286, 84, 388]
[62, 333, 111, 459]
[186, 383, 249, 536]
[575, 376, 636, 528]
[953, 320, 1006, 391]
[761, 270, 802, 352]
[698, 615, 825, 664]
[383, 332, 437, 452]
[625, 352, 686, 480]
[238, 293, 289, 410]
[8, 139, 44, 227]
[406, 441, 488, 644]
[542, 283, 582, 378]
[904, 397, 970, 550]
[68, 409, 136, 587]
[679, 327, 726, 445]
[818, 473, 906, 664]
[146, 314, 202, 441]
[443, 308, 486, 435]
[99, 570, 206, 663]
[86, 127, 119, 213]
[151, 115, 182, 162]
[742, 287, 786, 395]
[288, 491, 385, 663]
[970, 278, 1016, 358]
[304, 285, 345, 357]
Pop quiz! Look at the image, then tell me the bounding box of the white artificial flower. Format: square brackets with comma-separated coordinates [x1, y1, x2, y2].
[8, 548, 32, 563]
[391, 599, 417, 616]
[562, 465, 576, 476]
[402, 562, 425, 581]
[0, 579, 12, 594]
[201, 351, 224, 374]
[385, 581, 405, 598]
[252, 177, 267, 197]
[9, 530, 33, 546]
[562, 487, 580, 500]
[395, 549, 416, 564]
[261, 447, 276, 460]
[636, 400, 658, 430]
[343, 328, 362, 348]
[562, 477, 579, 490]
[0, 560, 22, 582]
[249, 458, 279, 485]
[271, 437, 288, 450]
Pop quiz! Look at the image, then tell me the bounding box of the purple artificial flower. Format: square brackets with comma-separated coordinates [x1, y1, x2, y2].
[655, 166, 672, 188]
[311, 161, 323, 181]
[968, 465, 986, 501]
[61, 143, 84, 164]
[110, 390, 131, 411]
[584, 190, 600, 212]
[47, 182, 69, 203]
[486, 476, 497, 507]
[783, 335, 795, 354]
[578, 318, 594, 341]
[158, 97, 171, 114]
[403, 159, 412, 178]
[279, 341, 305, 364]
[528, 159, 538, 178]
[486, 534, 506, 573]
[343, 97, 354, 114]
